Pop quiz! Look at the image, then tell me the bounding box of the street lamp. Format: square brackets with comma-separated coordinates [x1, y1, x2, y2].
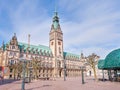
[102, 70, 105, 82]
[64, 59, 66, 81]
[20, 57, 27, 90]
[28, 61, 32, 83]
[80, 66, 84, 84]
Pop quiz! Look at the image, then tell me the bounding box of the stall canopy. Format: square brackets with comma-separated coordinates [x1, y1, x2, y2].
[98, 49, 120, 70]
[98, 59, 105, 69]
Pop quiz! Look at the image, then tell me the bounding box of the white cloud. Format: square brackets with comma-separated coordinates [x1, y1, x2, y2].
[1, 0, 120, 59]
[16, 20, 51, 46]
[62, 19, 120, 46]
[0, 30, 12, 41]
[81, 47, 112, 59]
[8, 0, 51, 46]
[59, 0, 120, 58]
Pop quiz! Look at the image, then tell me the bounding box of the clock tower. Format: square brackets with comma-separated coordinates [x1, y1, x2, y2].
[49, 12, 63, 58]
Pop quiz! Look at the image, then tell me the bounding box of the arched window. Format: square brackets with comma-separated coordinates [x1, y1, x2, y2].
[51, 42, 53, 45]
[59, 47, 61, 54]
[58, 41, 61, 45]
[12, 46, 15, 49]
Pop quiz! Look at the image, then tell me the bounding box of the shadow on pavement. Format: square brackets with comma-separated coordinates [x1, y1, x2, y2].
[26, 84, 52, 90]
[0, 79, 19, 85]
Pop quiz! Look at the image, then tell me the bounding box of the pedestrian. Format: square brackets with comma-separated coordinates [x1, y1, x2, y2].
[0, 75, 4, 84]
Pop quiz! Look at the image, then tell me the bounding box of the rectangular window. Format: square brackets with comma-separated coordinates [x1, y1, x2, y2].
[14, 52, 16, 56]
[10, 69, 13, 73]
[9, 52, 12, 56]
[10, 60, 14, 65]
[0, 66, 2, 71]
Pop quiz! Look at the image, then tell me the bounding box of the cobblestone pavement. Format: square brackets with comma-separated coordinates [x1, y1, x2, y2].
[0, 76, 120, 90]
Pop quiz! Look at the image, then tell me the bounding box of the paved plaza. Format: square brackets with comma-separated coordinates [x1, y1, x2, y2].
[0, 76, 120, 90]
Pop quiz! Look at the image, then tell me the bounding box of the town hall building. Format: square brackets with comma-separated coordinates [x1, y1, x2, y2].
[0, 12, 86, 79]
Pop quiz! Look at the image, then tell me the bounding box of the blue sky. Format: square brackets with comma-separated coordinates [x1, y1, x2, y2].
[0, 0, 120, 59]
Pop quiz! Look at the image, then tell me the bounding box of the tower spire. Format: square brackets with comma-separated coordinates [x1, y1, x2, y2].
[54, 0, 58, 19]
[28, 34, 30, 49]
[2, 41, 5, 51]
[14, 33, 16, 36]
[52, 1, 60, 30]
[26, 34, 30, 59]
[80, 50, 84, 59]
[55, 0, 57, 12]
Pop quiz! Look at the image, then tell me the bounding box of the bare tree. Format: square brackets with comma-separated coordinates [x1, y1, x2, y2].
[17, 62, 22, 79]
[86, 53, 100, 81]
[8, 61, 23, 80]
[32, 57, 40, 79]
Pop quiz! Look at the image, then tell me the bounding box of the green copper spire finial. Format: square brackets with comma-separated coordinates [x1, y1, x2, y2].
[14, 33, 16, 36]
[54, 0, 58, 20]
[53, 13, 59, 29]
[55, 0, 57, 12]
[53, 0, 59, 30]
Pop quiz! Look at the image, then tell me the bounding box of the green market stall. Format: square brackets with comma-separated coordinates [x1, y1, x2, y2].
[98, 49, 120, 81]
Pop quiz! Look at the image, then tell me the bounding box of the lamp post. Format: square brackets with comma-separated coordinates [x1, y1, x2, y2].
[64, 59, 66, 81]
[102, 70, 105, 82]
[20, 57, 27, 90]
[29, 66, 32, 83]
[27, 60, 32, 83]
[22, 60, 26, 90]
[80, 66, 84, 84]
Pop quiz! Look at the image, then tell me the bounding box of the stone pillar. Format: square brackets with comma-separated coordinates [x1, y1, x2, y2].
[41, 69, 43, 77]
[48, 69, 50, 77]
[45, 69, 47, 77]
[71, 70, 74, 77]
[68, 70, 69, 77]
[50, 69, 52, 77]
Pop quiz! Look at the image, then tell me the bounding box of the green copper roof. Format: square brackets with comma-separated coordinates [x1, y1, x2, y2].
[2, 42, 6, 51]
[104, 48, 120, 69]
[53, 12, 59, 29]
[63, 52, 80, 59]
[98, 59, 105, 69]
[1, 43, 7, 51]
[18, 42, 52, 53]
[53, 21, 59, 29]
